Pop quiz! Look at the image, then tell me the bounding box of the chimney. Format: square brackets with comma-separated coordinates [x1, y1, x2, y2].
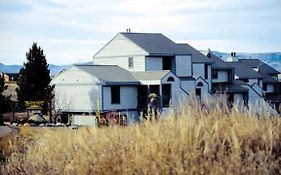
[226, 51, 238, 62]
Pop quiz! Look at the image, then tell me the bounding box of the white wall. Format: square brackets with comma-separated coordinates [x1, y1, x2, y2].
[196, 78, 212, 99]
[103, 86, 138, 110]
[249, 79, 258, 85]
[51, 66, 103, 113]
[161, 72, 188, 106]
[234, 93, 244, 108]
[94, 56, 145, 71]
[192, 63, 204, 78]
[212, 70, 228, 83]
[145, 57, 163, 71]
[175, 55, 192, 77]
[94, 33, 147, 58]
[247, 84, 264, 105]
[180, 80, 195, 94]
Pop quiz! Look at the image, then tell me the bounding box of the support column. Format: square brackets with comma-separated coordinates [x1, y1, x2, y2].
[159, 84, 163, 109]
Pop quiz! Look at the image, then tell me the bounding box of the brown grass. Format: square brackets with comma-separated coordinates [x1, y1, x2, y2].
[1, 99, 281, 175]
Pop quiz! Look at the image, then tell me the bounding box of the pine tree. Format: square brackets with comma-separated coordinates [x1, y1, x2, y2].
[0, 75, 11, 124]
[17, 43, 51, 114]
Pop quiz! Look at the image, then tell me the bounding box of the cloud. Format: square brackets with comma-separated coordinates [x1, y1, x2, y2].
[0, 0, 280, 64]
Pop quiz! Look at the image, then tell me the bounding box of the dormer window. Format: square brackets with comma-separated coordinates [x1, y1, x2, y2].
[128, 57, 134, 69]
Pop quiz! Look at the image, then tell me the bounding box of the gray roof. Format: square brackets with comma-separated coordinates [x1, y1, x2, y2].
[213, 80, 248, 93]
[200, 51, 233, 69]
[131, 70, 170, 81]
[177, 44, 213, 63]
[121, 33, 191, 56]
[227, 62, 263, 79]
[239, 59, 280, 75]
[262, 75, 277, 83]
[76, 65, 140, 85]
[239, 59, 280, 83]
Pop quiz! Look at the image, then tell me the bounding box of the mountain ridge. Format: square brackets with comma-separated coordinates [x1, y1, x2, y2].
[1, 52, 281, 75]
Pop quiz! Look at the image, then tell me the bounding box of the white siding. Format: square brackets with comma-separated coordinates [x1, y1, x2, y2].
[212, 70, 228, 83]
[175, 55, 192, 77]
[247, 84, 264, 105]
[51, 66, 102, 112]
[145, 57, 163, 71]
[180, 80, 195, 94]
[192, 64, 204, 78]
[249, 79, 258, 85]
[208, 65, 212, 80]
[196, 78, 212, 100]
[103, 86, 138, 110]
[234, 93, 244, 108]
[94, 33, 147, 58]
[94, 56, 145, 71]
[161, 72, 189, 106]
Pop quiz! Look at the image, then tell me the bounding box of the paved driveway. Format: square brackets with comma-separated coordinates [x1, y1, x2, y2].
[0, 126, 13, 137]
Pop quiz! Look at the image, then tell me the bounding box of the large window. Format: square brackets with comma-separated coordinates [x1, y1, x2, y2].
[111, 86, 120, 104]
[128, 57, 134, 69]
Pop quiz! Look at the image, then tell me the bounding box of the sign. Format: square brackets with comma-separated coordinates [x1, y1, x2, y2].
[24, 101, 45, 110]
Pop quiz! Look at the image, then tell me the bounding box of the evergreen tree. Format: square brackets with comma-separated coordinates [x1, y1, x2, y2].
[17, 43, 51, 114]
[0, 75, 11, 124]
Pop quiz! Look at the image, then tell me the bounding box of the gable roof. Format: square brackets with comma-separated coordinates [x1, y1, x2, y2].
[121, 33, 191, 56]
[131, 70, 170, 81]
[227, 62, 263, 79]
[239, 59, 280, 75]
[76, 65, 139, 85]
[177, 44, 213, 63]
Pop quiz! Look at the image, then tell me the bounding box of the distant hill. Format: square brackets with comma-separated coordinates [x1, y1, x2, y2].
[0, 62, 92, 76]
[210, 51, 281, 72]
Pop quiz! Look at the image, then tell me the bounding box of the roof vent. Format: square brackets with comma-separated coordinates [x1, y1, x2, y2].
[126, 28, 131, 33]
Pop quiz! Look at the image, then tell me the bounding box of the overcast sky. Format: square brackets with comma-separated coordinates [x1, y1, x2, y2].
[0, 0, 280, 65]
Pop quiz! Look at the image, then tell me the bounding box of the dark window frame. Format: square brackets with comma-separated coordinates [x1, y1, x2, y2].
[205, 64, 209, 79]
[111, 86, 120, 104]
[128, 57, 134, 69]
[212, 70, 218, 79]
[263, 84, 267, 91]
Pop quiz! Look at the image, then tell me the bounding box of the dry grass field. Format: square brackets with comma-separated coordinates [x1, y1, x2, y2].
[1, 98, 281, 174]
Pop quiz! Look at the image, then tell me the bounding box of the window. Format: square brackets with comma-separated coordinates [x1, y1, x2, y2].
[205, 64, 209, 79]
[167, 77, 175, 82]
[212, 70, 218, 79]
[128, 57, 134, 69]
[162, 57, 172, 70]
[197, 82, 204, 87]
[111, 86, 120, 104]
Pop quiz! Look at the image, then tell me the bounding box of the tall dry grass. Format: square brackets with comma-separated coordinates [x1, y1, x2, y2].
[1, 98, 281, 175]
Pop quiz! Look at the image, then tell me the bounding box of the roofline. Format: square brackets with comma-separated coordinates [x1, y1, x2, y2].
[148, 53, 192, 57]
[93, 33, 148, 58]
[105, 82, 140, 86]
